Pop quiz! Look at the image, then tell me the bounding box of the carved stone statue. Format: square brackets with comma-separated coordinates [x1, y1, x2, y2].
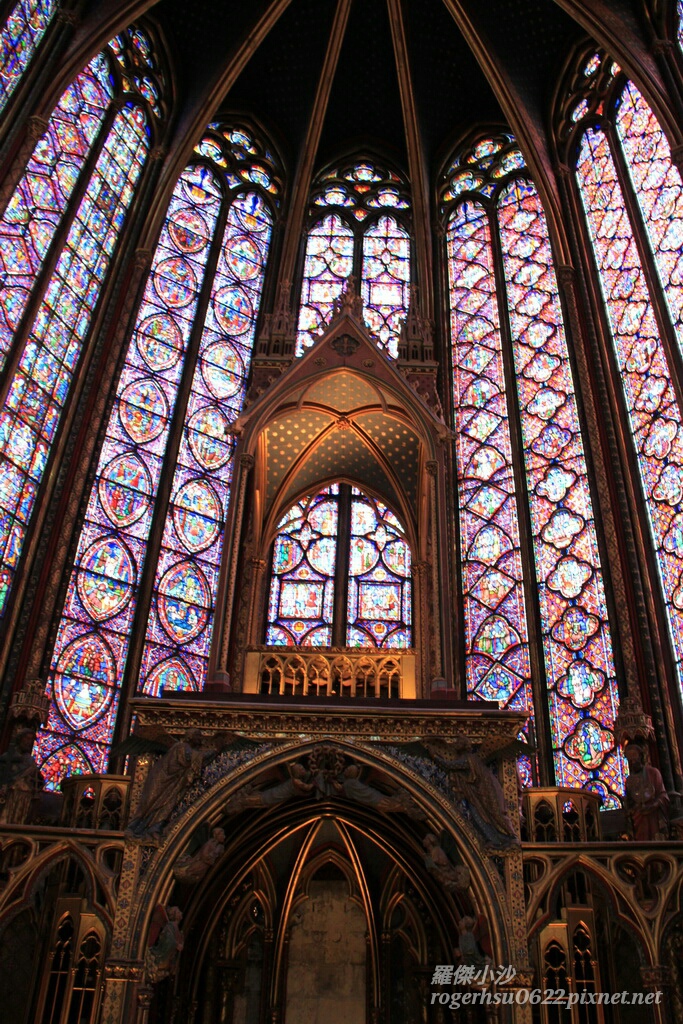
[173, 827, 226, 885]
[0, 728, 44, 824]
[624, 743, 670, 841]
[334, 765, 425, 820]
[332, 274, 363, 320]
[125, 729, 235, 841]
[225, 762, 315, 814]
[422, 833, 471, 893]
[455, 915, 491, 971]
[145, 905, 184, 984]
[426, 738, 519, 850]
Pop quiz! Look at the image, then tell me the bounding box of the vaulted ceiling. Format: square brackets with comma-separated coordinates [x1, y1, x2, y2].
[146, 0, 655, 181]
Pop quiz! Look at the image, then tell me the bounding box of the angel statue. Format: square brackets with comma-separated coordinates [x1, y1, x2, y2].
[145, 905, 184, 984]
[173, 827, 226, 885]
[119, 727, 255, 841]
[0, 728, 44, 824]
[333, 764, 426, 820]
[225, 761, 315, 814]
[455, 915, 492, 972]
[425, 737, 519, 850]
[422, 833, 471, 893]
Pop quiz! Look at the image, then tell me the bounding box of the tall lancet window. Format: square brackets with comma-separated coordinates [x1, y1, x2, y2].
[35, 124, 279, 785]
[443, 134, 624, 804]
[0, 27, 164, 619]
[567, 51, 683, 702]
[296, 160, 411, 357]
[0, 0, 56, 113]
[266, 486, 412, 649]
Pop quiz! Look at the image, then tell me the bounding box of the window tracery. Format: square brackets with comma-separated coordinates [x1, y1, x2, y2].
[35, 123, 277, 785]
[0, 0, 56, 113]
[565, 50, 683, 699]
[0, 27, 163, 619]
[266, 485, 411, 649]
[297, 160, 411, 357]
[442, 134, 624, 803]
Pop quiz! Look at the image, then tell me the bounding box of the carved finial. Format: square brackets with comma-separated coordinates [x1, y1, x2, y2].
[399, 285, 434, 362]
[332, 275, 363, 320]
[614, 694, 655, 747]
[9, 678, 49, 727]
[257, 278, 295, 357]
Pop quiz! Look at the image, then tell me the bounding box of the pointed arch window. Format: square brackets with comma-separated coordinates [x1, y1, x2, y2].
[266, 485, 412, 648]
[297, 160, 411, 357]
[442, 134, 624, 804]
[567, 52, 683, 700]
[35, 123, 279, 786]
[0, 27, 164, 619]
[0, 0, 56, 113]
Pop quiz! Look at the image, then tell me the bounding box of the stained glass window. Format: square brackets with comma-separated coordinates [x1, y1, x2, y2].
[569, 61, 683, 703]
[347, 491, 411, 646]
[36, 124, 278, 785]
[361, 216, 410, 359]
[0, 30, 162, 621]
[443, 135, 624, 804]
[267, 488, 340, 646]
[297, 215, 354, 353]
[0, 0, 55, 113]
[266, 484, 411, 649]
[140, 190, 273, 695]
[447, 198, 531, 722]
[296, 159, 411, 356]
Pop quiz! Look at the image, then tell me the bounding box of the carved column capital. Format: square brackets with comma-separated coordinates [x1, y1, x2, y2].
[56, 9, 79, 26]
[240, 453, 255, 471]
[133, 248, 153, 272]
[425, 460, 438, 476]
[670, 143, 683, 173]
[149, 145, 167, 163]
[652, 38, 675, 56]
[640, 965, 671, 988]
[556, 264, 576, 288]
[27, 115, 48, 141]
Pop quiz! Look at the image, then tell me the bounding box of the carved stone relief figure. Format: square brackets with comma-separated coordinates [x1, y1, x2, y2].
[422, 833, 471, 893]
[145, 905, 184, 984]
[0, 728, 44, 824]
[173, 827, 226, 885]
[624, 743, 670, 841]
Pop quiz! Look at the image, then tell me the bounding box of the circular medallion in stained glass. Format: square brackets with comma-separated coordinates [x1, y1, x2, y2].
[143, 657, 196, 697]
[384, 539, 411, 577]
[119, 378, 169, 443]
[168, 206, 210, 253]
[349, 537, 378, 575]
[308, 536, 338, 575]
[173, 478, 222, 553]
[157, 561, 210, 643]
[77, 536, 136, 622]
[187, 406, 232, 470]
[153, 256, 197, 308]
[201, 340, 244, 399]
[40, 744, 93, 791]
[225, 233, 261, 279]
[136, 313, 183, 371]
[99, 452, 152, 527]
[181, 167, 218, 206]
[54, 633, 116, 731]
[214, 284, 253, 335]
[272, 535, 303, 574]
